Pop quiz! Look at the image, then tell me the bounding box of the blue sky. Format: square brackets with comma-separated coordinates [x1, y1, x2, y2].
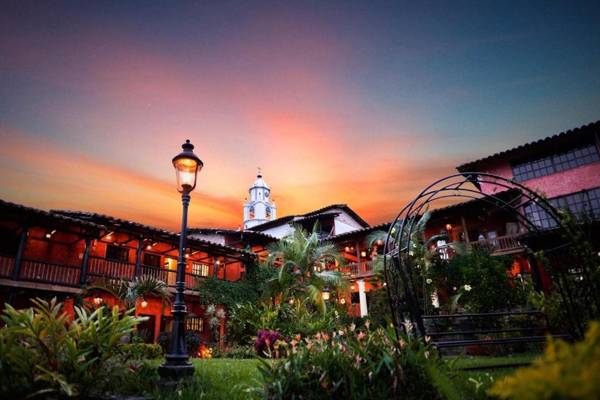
[1, 0, 599, 228]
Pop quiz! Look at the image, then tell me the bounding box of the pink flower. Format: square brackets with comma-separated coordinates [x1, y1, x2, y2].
[357, 331, 366, 341]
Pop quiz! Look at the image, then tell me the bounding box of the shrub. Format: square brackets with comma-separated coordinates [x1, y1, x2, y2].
[489, 321, 600, 399]
[427, 250, 524, 312]
[157, 331, 203, 357]
[0, 298, 143, 398]
[257, 324, 461, 399]
[119, 343, 163, 360]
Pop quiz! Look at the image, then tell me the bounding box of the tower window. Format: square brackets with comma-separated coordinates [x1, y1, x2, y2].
[266, 207, 271, 218]
[249, 206, 255, 219]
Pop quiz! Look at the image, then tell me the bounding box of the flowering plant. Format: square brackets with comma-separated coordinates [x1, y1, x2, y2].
[257, 323, 458, 399]
[254, 329, 287, 357]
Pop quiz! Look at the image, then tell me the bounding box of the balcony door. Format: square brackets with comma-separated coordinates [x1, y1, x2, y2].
[164, 257, 177, 286]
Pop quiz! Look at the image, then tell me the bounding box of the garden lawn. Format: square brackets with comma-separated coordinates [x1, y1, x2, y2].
[149, 358, 263, 400]
[444, 353, 541, 395]
[446, 352, 539, 370]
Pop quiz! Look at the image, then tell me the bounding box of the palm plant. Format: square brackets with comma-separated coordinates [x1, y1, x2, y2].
[263, 224, 347, 314]
[84, 275, 171, 310]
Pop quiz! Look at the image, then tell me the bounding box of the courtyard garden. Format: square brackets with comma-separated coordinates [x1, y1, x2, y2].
[1, 223, 599, 399]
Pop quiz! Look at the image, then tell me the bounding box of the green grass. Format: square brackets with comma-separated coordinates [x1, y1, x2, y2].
[148, 358, 263, 400]
[143, 354, 538, 399]
[443, 353, 541, 396]
[446, 352, 540, 369]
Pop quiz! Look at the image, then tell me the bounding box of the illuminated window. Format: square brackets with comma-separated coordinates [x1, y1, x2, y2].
[186, 317, 203, 332]
[512, 144, 599, 182]
[192, 262, 210, 277]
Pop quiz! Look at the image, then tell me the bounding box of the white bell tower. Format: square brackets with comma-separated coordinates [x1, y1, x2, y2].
[243, 168, 277, 229]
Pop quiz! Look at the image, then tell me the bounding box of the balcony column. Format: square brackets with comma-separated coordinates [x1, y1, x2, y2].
[80, 238, 92, 285]
[12, 226, 28, 280]
[134, 238, 143, 277]
[460, 216, 470, 243]
[355, 241, 362, 273]
[357, 279, 368, 317]
[213, 259, 219, 278]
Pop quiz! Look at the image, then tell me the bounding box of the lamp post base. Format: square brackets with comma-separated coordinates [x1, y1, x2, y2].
[158, 362, 195, 380]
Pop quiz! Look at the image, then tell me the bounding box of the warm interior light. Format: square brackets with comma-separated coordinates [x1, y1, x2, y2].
[140, 300, 148, 308]
[322, 291, 330, 301]
[340, 298, 346, 305]
[360, 251, 367, 258]
[146, 245, 152, 250]
[446, 224, 452, 231]
[344, 246, 350, 252]
[350, 285, 356, 291]
[93, 297, 103, 305]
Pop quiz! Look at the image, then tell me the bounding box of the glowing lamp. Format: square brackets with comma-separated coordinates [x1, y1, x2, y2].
[140, 300, 148, 308]
[93, 297, 103, 305]
[322, 290, 330, 301]
[360, 251, 367, 258]
[339, 298, 346, 305]
[445, 224, 452, 231]
[172, 140, 203, 193]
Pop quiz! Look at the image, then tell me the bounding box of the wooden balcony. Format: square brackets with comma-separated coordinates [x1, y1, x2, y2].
[470, 234, 525, 255]
[0, 254, 81, 287]
[0, 255, 14, 278]
[436, 234, 525, 259]
[88, 256, 135, 280]
[344, 261, 376, 278]
[0, 254, 206, 292]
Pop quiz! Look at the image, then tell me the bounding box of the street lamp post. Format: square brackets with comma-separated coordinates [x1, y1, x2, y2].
[159, 139, 203, 380]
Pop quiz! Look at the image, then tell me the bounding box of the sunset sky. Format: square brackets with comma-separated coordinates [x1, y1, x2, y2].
[1, 1, 599, 230]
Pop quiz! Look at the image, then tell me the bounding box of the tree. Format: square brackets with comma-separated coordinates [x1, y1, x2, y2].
[263, 223, 348, 314]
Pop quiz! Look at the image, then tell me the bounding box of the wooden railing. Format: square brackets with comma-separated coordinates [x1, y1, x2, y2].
[88, 256, 135, 280]
[139, 265, 202, 291]
[0, 254, 15, 278]
[470, 235, 524, 254]
[19, 259, 81, 286]
[344, 261, 376, 277]
[1, 255, 210, 292]
[435, 235, 524, 259]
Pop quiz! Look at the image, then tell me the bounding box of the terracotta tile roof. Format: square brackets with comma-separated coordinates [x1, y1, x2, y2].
[327, 221, 392, 242]
[0, 199, 106, 231]
[457, 120, 600, 172]
[52, 210, 256, 259]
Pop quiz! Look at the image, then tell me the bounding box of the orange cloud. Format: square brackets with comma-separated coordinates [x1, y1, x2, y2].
[0, 125, 242, 230]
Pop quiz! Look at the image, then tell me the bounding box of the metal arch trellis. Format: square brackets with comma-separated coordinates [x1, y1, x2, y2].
[383, 172, 600, 342]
